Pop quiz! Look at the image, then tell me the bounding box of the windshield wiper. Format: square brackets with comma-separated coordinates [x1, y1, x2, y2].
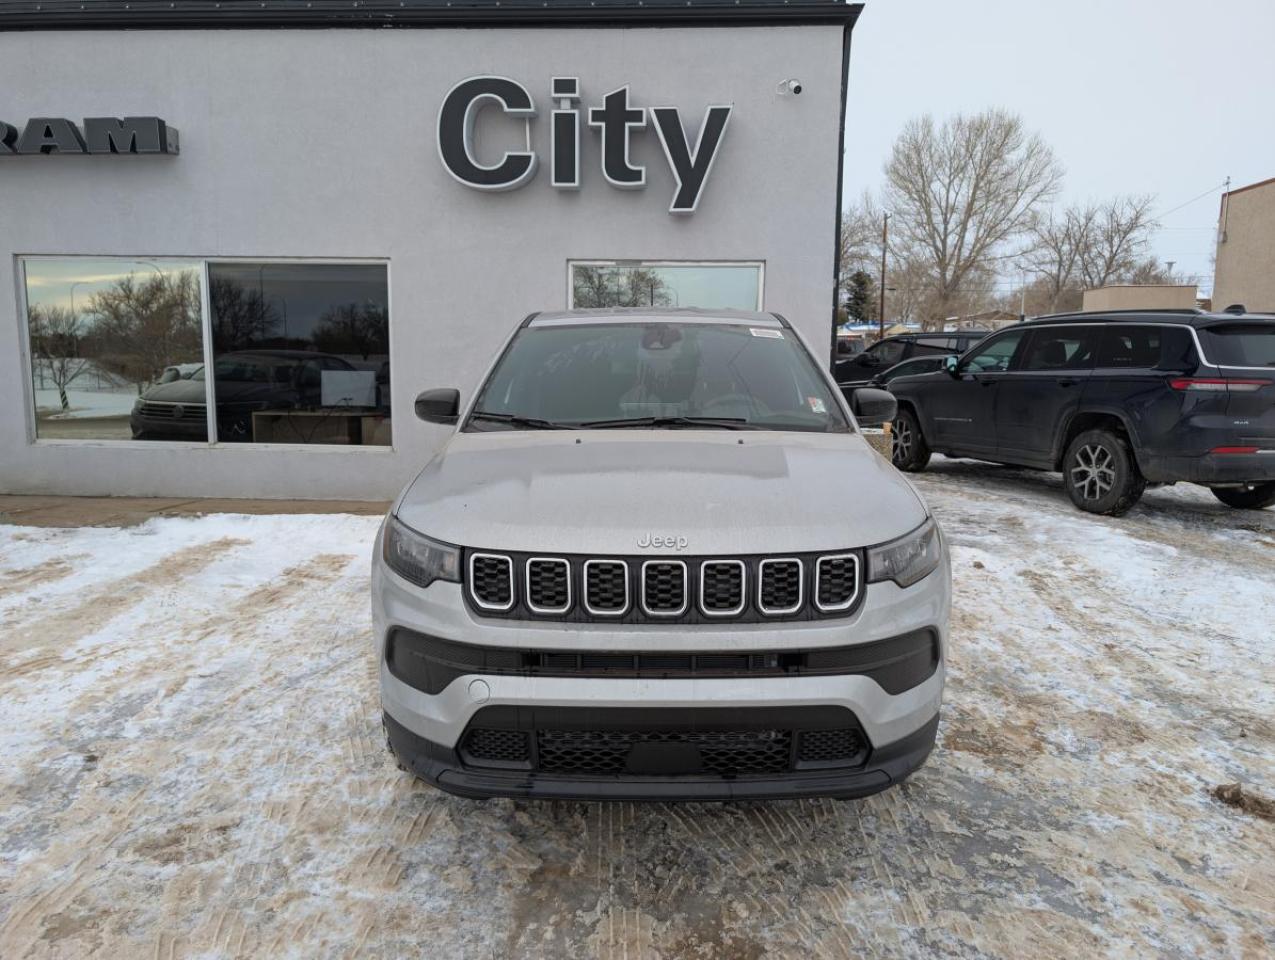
[469, 411, 570, 430]
[576, 416, 758, 430]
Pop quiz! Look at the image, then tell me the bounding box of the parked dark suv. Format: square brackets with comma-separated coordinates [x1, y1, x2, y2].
[834, 331, 990, 397]
[887, 309, 1275, 515]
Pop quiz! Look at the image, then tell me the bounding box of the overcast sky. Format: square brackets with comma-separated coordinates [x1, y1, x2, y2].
[842, 0, 1275, 296]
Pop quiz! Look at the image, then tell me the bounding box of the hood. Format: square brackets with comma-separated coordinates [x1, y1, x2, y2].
[140, 378, 208, 403]
[395, 431, 928, 555]
[140, 378, 296, 405]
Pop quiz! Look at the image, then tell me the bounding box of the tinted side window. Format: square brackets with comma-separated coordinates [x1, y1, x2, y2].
[872, 340, 907, 365]
[1199, 324, 1275, 366]
[1095, 326, 1194, 369]
[1021, 328, 1098, 371]
[964, 330, 1027, 373]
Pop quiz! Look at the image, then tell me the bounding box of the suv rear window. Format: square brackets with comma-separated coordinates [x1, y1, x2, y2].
[1095, 326, 1195, 369]
[1200, 324, 1275, 367]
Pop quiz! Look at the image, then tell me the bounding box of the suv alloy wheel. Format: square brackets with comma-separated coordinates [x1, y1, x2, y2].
[1064, 428, 1146, 516]
[891, 408, 931, 472]
[1211, 482, 1275, 510]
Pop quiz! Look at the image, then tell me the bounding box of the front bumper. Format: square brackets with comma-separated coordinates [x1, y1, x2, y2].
[373, 523, 950, 800]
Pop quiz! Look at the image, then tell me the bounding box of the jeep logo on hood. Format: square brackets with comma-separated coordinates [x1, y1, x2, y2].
[637, 533, 689, 551]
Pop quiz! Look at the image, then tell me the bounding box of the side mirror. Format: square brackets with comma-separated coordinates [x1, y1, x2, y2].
[414, 387, 460, 424]
[851, 387, 897, 428]
[943, 355, 960, 376]
[862, 354, 881, 367]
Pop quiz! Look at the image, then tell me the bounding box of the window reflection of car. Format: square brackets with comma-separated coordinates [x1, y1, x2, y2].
[158, 363, 204, 384]
[868, 355, 949, 388]
[130, 349, 358, 442]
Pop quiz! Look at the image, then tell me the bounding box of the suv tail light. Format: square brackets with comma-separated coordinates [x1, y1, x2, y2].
[1211, 446, 1260, 455]
[1169, 378, 1272, 393]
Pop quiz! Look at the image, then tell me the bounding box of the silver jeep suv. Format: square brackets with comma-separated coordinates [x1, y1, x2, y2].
[372, 309, 950, 800]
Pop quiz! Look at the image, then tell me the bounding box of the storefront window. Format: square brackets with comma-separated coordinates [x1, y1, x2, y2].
[207, 263, 391, 446]
[23, 258, 206, 441]
[570, 261, 762, 311]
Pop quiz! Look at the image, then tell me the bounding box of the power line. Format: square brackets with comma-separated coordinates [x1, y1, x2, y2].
[1154, 180, 1228, 221]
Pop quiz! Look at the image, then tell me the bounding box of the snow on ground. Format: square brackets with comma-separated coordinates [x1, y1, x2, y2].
[0, 461, 1272, 959]
[34, 388, 137, 419]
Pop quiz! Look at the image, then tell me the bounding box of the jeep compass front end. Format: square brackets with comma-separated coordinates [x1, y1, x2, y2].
[373, 309, 949, 800]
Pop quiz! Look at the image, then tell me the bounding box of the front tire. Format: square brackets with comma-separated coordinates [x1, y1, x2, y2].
[891, 407, 931, 472]
[1064, 428, 1145, 516]
[1211, 482, 1275, 510]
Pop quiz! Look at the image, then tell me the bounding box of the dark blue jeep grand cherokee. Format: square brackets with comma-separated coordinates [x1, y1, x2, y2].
[885, 308, 1275, 515]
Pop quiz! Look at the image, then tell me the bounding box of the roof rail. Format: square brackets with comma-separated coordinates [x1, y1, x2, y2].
[1027, 308, 1206, 321]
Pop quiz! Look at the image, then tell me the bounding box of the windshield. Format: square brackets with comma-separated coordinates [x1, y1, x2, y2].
[1201, 324, 1275, 367]
[468, 322, 850, 432]
[194, 355, 294, 383]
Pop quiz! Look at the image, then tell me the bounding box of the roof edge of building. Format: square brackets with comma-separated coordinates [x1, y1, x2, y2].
[0, 0, 864, 31]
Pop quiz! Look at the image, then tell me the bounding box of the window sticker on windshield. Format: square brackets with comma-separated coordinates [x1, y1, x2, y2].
[750, 328, 784, 339]
[807, 396, 827, 414]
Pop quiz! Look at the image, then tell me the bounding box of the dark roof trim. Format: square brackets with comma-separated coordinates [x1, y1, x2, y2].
[0, 0, 863, 31]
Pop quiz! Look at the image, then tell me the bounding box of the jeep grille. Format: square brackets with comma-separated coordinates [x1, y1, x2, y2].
[462, 549, 865, 624]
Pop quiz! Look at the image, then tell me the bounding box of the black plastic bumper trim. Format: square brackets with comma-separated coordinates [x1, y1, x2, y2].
[384, 708, 938, 801]
[385, 627, 940, 697]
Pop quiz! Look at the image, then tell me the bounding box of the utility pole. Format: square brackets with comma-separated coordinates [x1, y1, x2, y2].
[878, 212, 890, 340]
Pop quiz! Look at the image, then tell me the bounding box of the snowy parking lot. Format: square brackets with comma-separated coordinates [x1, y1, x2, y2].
[1, 459, 1272, 959]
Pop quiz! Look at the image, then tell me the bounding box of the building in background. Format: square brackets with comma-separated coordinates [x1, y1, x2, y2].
[0, 0, 862, 500]
[1214, 176, 1275, 313]
[1082, 285, 1199, 313]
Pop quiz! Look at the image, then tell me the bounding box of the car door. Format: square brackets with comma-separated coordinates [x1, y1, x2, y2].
[922, 328, 1029, 454]
[995, 325, 1098, 465]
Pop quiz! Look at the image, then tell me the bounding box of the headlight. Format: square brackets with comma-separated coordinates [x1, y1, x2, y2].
[867, 517, 941, 588]
[382, 516, 461, 588]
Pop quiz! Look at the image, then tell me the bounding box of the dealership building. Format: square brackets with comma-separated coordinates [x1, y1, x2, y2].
[1, 0, 861, 500]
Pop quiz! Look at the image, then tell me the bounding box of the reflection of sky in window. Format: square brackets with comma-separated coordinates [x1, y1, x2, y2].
[24, 259, 199, 313]
[650, 266, 759, 310]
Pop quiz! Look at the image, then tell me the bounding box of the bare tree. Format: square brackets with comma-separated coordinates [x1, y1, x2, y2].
[313, 301, 389, 359]
[885, 109, 1063, 326]
[88, 270, 202, 388]
[1022, 207, 1094, 312]
[28, 304, 91, 412]
[1077, 195, 1158, 290]
[210, 275, 278, 349]
[572, 266, 672, 308]
[1021, 194, 1159, 312]
[839, 191, 882, 294]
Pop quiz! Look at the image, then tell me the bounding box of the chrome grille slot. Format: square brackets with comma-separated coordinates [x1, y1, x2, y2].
[584, 559, 629, 616]
[699, 560, 745, 617]
[758, 558, 803, 616]
[469, 553, 514, 611]
[641, 560, 687, 616]
[815, 554, 859, 612]
[525, 557, 571, 614]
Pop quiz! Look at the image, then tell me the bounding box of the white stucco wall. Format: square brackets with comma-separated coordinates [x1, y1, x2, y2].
[0, 25, 845, 500]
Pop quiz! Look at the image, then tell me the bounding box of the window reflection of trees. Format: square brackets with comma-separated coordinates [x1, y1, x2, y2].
[572, 265, 673, 308]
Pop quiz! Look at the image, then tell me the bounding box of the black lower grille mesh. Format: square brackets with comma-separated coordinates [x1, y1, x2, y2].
[462, 728, 530, 764]
[797, 728, 866, 765]
[536, 729, 792, 776]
